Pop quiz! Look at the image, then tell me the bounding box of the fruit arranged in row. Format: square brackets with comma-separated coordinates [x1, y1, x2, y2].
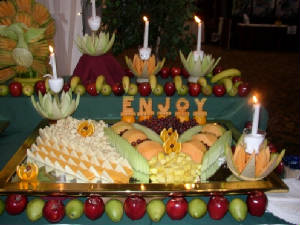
[0, 66, 250, 97]
[0, 191, 268, 222]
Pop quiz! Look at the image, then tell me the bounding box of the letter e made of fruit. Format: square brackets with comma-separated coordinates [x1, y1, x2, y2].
[121, 96, 136, 123]
[138, 98, 154, 121]
[175, 98, 190, 122]
[157, 97, 171, 119]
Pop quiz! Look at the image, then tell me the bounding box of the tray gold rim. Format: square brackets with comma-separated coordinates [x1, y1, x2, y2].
[0, 119, 289, 196]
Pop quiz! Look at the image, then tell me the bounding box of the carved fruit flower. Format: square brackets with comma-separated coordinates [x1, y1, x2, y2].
[16, 163, 39, 181]
[77, 121, 95, 137]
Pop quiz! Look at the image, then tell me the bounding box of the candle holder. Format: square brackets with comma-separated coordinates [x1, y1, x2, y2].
[44, 74, 63, 94]
[88, 16, 101, 32]
[243, 128, 266, 154]
[139, 47, 152, 60]
[179, 50, 220, 83]
[125, 52, 165, 84]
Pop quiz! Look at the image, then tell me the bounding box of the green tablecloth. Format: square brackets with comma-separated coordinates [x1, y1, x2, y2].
[0, 94, 289, 225]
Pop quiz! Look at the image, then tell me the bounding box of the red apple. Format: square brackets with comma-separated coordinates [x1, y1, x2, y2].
[84, 196, 105, 220]
[164, 82, 176, 96]
[124, 68, 134, 78]
[207, 195, 229, 220]
[232, 76, 242, 84]
[268, 143, 278, 153]
[63, 83, 70, 92]
[188, 83, 201, 96]
[213, 84, 226, 97]
[9, 82, 22, 97]
[171, 67, 181, 78]
[213, 66, 223, 75]
[138, 82, 151, 96]
[181, 68, 190, 78]
[35, 80, 46, 95]
[275, 161, 285, 175]
[244, 121, 252, 130]
[124, 196, 146, 220]
[246, 191, 267, 217]
[86, 83, 98, 96]
[160, 67, 170, 79]
[112, 82, 124, 96]
[5, 194, 27, 215]
[166, 197, 188, 220]
[43, 199, 65, 223]
[238, 82, 251, 97]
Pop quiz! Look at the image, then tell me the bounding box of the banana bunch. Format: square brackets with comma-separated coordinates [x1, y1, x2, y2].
[125, 54, 165, 79]
[75, 32, 115, 56]
[31, 90, 80, 120]
[211, 68, 241, 96]
[180, 51, 220, 83]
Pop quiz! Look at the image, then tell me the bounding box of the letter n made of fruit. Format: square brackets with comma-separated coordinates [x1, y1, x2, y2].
[193, 98, 207, 125]
[175, 98, 190, 122]
[137, 98, 154, 121]
[121, 96, 136, 123]
[157, 97, 171, 119]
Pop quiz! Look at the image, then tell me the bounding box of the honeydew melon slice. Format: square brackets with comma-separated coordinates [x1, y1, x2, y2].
[178, 125, 203, 143]
[133, 123, 163, 144]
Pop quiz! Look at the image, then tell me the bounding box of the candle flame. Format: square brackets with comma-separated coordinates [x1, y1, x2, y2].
[143, 16, 148, 22]
[253, 95, 258, 104]
[194, 16, 201, 24]
[49, 45, 54, 53]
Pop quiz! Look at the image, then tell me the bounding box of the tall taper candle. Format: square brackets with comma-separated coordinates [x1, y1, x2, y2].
[143, 16, 149, 48]
[49, 46, 57, 79]
[194, 16, 201, 51]
[251, 96, 260, 134]
[91, 0, 96, 19]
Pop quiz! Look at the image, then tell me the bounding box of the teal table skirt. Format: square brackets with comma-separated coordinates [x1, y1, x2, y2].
[0, 196, 289, 225]
[0, 94, 287, 225]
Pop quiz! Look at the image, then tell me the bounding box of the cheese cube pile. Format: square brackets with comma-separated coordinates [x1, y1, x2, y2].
[26, 117, 133, 183]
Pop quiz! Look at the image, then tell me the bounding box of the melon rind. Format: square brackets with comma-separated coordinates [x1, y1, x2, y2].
[104, 127, 149, 177]
[178, 125, 203, 143]
[133, 123, 163, 144]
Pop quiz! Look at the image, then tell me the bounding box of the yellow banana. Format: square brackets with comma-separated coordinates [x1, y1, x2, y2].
[198, 77, 207, 87]
[174, 75, 182, 91]
[122, 76, 130, 93]
[96, 75, 105, 93]
[149, 74, 157, 91]
[211, 68, 241, 83]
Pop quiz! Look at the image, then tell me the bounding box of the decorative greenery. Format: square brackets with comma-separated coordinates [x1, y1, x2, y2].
[100, 0, 197, 60]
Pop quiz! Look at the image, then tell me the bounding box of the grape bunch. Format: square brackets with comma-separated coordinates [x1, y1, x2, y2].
[139, 116, 197, 135]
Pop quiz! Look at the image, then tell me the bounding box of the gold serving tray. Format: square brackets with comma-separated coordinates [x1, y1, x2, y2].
[0, 119, 288, 197]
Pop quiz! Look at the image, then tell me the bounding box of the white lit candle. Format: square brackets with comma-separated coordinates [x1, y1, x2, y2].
[143, 16, 149, 48]
[49, 45, 57, 79]
[251, 96, 260, 134]
[194, 16, 201, 51]
[91, 0, 96, 19]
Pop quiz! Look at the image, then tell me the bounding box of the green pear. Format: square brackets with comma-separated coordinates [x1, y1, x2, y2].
[65, 199, 84, 220]
[229, 198, 247, 222]
[96, 75, 105, 93]
[0, 85, 9, 96]
[188, 198, 207, 219]
[202, 85, 212, 96]
[105, 199, 123, 222]
[101, 84, 112, 96]
[177, 84, 188, 96]
[22, 84, 34, 96]
[26, 198, 45, 222]
[70, 76, 81, 91]
[127, 83, 138, 96]
[147, 199, 165, 222]
[75, 84, 86, 96]
[0, 199, 4, 215]
[152, 84, 164, 96]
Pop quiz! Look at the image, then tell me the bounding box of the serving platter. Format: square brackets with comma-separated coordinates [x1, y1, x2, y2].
[0, 119, 288, 196]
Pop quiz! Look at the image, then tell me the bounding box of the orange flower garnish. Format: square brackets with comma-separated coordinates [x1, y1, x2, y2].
[163, 135, 181, 154]
[16, 163, 39, 181]
[77, 121, 95, 137]
[160, 128, 178, 142]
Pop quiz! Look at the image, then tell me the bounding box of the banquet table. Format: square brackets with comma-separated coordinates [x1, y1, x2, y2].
[0, 94, 291, 224]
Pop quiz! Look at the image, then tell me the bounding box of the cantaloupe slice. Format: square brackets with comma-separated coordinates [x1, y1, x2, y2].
[192, 133, 217, 147]
[232, 144, 246, 173]
[122, 128, 147, 144]
[255, 147, 270, 177]
[201, 123, 225, 137]
[111, 121, 133, 134]
[136, 140, 163, 160]
[181, 140, 206, 163]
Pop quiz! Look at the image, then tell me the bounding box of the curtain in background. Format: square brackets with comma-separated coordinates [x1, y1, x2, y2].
[37, 0, 83, 76]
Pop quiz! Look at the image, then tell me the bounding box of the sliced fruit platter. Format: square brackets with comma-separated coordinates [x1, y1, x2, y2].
[0, 117, 287, 196]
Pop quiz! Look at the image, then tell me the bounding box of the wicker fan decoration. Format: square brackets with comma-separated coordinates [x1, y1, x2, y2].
[0, 0, 55, 83]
